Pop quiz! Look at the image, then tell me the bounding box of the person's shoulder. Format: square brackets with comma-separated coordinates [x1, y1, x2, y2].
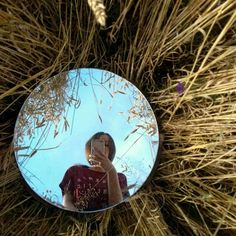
[117, 172, 127, 181]
[67, 164, 89, 171]
[118, 172, 126, 177]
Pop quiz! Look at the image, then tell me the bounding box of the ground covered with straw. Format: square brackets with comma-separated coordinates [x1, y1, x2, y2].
[1, 0, 236, 235]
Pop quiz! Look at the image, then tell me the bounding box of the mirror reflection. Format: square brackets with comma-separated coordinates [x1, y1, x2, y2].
[13, 68, 159, 212]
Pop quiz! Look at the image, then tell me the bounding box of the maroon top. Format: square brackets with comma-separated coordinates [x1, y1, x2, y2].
[59, 165, 129, 211]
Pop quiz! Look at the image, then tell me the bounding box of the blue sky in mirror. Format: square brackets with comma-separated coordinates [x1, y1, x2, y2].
[14, 68, 159, 207]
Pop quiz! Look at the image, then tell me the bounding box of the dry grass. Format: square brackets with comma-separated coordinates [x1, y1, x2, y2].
[1, 0, 236, 235]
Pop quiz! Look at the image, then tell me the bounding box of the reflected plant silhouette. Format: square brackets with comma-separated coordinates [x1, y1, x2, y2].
[92, 72, 158, 143]
[42, 189, 62, 207]
[15, 72, 81, 152]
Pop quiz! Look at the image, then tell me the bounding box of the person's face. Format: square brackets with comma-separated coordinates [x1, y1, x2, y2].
[97, 134, 110, 159]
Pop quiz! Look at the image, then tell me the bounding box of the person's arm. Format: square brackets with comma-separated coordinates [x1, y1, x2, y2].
[106, 166, 123, 205]
[62, 192, 77, 211]
[91, 148, 123, 205]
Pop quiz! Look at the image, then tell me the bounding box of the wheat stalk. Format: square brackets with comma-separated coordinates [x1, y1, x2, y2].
[87, 0, 106, 26]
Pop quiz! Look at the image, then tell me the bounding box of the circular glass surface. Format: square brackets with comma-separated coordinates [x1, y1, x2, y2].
[13, 68, 159, 212]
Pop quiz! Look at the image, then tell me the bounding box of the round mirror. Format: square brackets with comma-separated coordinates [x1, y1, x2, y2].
[13, 68, 159, 212]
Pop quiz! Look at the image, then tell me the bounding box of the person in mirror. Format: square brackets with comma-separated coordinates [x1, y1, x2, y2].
[59, 132, 129, 211]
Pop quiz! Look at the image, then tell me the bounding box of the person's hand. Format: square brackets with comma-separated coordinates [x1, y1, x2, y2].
[89, 147, 115, 172]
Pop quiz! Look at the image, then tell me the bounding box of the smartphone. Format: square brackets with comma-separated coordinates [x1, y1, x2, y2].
[91, 140, 105, 155]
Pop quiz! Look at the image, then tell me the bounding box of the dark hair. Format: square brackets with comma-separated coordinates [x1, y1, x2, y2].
[85, 132, 116, 162]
